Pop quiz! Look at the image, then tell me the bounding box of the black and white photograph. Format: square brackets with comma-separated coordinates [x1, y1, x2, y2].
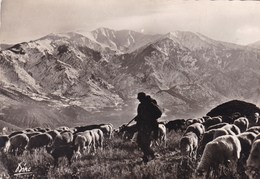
[0, 0, 260, 178]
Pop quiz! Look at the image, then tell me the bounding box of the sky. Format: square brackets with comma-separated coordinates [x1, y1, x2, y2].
[0, 0, 260, 45]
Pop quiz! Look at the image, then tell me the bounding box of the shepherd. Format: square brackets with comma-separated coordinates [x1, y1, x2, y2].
[133, 92, 162, 163]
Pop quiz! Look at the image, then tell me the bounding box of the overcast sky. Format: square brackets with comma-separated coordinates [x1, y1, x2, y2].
[0, 0, 260, 45]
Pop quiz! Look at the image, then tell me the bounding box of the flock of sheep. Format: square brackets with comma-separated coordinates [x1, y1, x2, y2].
[117, 115, 260, 179]
[0, 124, 113, 166]
[0, 113, 260, 179]
[175, 116, 260, 179]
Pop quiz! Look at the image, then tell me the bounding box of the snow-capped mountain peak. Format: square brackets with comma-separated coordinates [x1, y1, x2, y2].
[1, 27, 260, 128]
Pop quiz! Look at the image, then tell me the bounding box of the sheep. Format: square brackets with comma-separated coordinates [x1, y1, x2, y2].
[91, 129, 104, 152]
[179, 132, 198, 160]
[33, 127, 47, 133]
[9, 134, 29, 155]
[237, 132, 257, 178]
[206, 122, 229, 131]
[196, 135, 241, 178]
[55, 126, 70, 133]
[185, 123, 205, 140]
[234, 117, 249, 132]
[212, 128, 230, 139]
[51, 131, 73, 148]
[203, 116, 222, 129]
[238, 132, 258, 158]
[74, 131, 93, 154]
[118, 124, 138, 141]
[246, 126, 260, 135]
[74, 135, 85, 159]
[46, 144, 77, 167]
[23, 128, 35, 133]
[246, 139, 260, 179]
[221, 124, 241, 135]
[8, 131, 24, 138]
[59, 131, 74, 144]
[197, 129, 216, 156]
[74, 124, 102, 133]
[46, 130, 60, 140]
[26, 133, 53, 151]
[99, 123, 113, 139]
[153, 123, 167, 147]
[25, 132, 42, 139]
[165, 119, 186, 132]
[197, 128, 230, 156]
[185, 118, 201, 127]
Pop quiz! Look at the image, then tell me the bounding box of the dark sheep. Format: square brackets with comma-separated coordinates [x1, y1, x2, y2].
[234, 117, 249, 133]
[206, 122, 229, 131]
[203, 116, 222, 129]
[25, 132, 42, 139]
[26, 133, 53, 151]
[165, 119, 186, 132]
[8, 131, 24, 138]
[197, 129, 216, 156]
[33, 127, 47, 133]
[237, 132, 257, 166]
[118, 124, 138, 141]
[212, 128, 229, 139]
[185, 118, 201, 127]
[46, 144, 77, 167]
[9, 133, 29, 155]
[74, 124, 103, 133]
[23, 128, 35, 133]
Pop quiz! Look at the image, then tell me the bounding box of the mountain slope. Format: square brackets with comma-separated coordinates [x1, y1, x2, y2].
[0, 28, 260, 127]
[0, 33, 125, 127]
[248, 40, 260, 49]
[104, 31, 260, 116]
[0, 44, 13, 51]
[79, 27, 162, 53]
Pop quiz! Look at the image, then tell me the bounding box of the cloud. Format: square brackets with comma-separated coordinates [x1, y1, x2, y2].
[0, 0, 260, 44]
[236, 26, 260, 45]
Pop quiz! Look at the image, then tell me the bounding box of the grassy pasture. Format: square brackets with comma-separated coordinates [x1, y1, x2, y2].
[0, 130, 242, 179]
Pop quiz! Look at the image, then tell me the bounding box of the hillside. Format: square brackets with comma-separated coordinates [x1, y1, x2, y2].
[106, 30, 260, 117]
[248, 40, 260, 49]
[0, 28, 260, 127]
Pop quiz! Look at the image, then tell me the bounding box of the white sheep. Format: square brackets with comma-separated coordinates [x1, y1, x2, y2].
[246, 139, 260, 179]
[196, 135, 241, 178]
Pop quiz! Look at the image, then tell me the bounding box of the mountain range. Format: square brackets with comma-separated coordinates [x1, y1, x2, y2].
[0, 27, 260, 129]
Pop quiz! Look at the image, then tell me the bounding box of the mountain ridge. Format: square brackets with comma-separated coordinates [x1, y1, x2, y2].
[0, 28, 260, 128]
